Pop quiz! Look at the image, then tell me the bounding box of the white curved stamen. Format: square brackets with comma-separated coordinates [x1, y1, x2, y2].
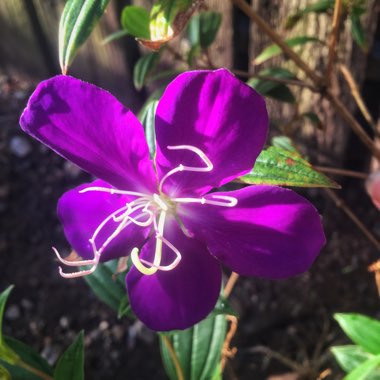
[173, 194, 237, 207]
[57, 145, 238, 279]
[158, 145, 213, 193]
[131, 211, 167, 275]
[80, 186, 147, 198]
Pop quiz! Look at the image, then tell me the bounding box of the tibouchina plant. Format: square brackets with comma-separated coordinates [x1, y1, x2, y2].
[20, 69, 325, 331]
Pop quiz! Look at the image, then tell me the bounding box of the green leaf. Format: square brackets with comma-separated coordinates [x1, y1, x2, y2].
[188, 12, 222, 48]
[59, 0, 110, 73]
[133, 52, 160, 91]
[334, 314, 380, 354]
[0, 286, 19, 366]
[160, 314, 227, 380]
[0, 365, 10, 380]
[102, 29, 130, 45]
[331, 345, 375, 373]
[285, 0, 334, 29]
[139, 97, 160, 158]
[83, 260, 126, 312]
[1, 337, 53, 380]
[254, 36, 322, 65]
[239, 146, 339, 188]
[271, 136, 298, 153]
[301, 111, 322, 128]
[247, 67, 296, 103]
[54, 331, 84, 380]
[350, 13, 368, 51]
[344, 355, 380, 380]
[117, 295, 135, 319]
[121, 6, 150, 39]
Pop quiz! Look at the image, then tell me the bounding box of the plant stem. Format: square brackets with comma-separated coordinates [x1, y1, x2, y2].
[314, 165, 368, 179]
[224, 272, 239, 298]
[18, 360, 53, 380]
[324, 188, 380, 251]
[232, 69, 317, 90]
[339, 63, 379, 137]
[161, 335, 185, 380]
[325, 0, 343, 83]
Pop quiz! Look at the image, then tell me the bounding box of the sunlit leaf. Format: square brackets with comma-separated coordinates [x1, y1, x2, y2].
[239, 146, 339, 188]
[254, 36, 322, 65]
[54, 332, 84, 380]
[331, 345, 376, 374]
[334, 314, 380, 354]
[59, 0, 110, 74]
[344, 355, 380, 380]
[121, 5, 150, 39]
[138, 0, 201, 50]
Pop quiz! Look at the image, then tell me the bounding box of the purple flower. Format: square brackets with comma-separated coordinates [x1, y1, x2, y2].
[20, 69, 325, 331]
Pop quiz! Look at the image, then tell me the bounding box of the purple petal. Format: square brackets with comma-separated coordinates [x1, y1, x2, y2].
[20, 75, 156, 193]
[58, 180, 149, 261]
[126, 216, 221, 331]
[178, 186, 325, 279]
[155, 69, 268, 197]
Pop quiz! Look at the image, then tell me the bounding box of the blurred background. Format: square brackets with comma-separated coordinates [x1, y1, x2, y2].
[1, 0, 380, 378]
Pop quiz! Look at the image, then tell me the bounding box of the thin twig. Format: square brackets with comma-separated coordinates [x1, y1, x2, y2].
[161, 335, 185, 380]
[230, 0, 322, 84]
[232, 69, 318, 90]
[249, 345, 303, 372]
[325, 0, 343, 83]
[230, 0, 380, 161]
[339, 63, 379, 137]
[220, 315, 238, 372]
[314, 165, 368, 179]
[224, 272, 239, 298]
[324, 188, 380, 251]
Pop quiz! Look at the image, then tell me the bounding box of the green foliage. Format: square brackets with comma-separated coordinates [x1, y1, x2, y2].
[331, 345, 376, 374]
[59, 0, 110, 73]
[121, 6, 151, 39]
[344, 355, 380, 380]
[83, 260, 127, 312]
[1, 337, 53, 380]
[54, 332, 84, 380]
[247, 67, 296, 103]
[239, 145, 339, 188]
[285, 0, 334, 29]
[331, 313, 380, 379]
[133, 52, 161, 90]
[0, 365, 10, 380]
[350, 12, 367, 51]
[0, 286, 20, 366]
[138, 90, 162, 158]
[334, 314, 380, 354]
[160, 314, 227, 380]
[254, 36, 322, 65]
[149, 0, 193, 41]
[188, 12, 222, 49]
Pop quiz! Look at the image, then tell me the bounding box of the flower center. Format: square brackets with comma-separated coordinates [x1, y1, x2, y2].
[54, 145, 237, 278]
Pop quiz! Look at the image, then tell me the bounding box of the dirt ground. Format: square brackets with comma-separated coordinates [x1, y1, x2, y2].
[1, 77, 379, 380]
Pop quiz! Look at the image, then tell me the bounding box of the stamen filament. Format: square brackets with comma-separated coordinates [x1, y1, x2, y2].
[80, 186, 148, 198]
[173, 195, 238, 207]
[158, 145, 213, 193]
